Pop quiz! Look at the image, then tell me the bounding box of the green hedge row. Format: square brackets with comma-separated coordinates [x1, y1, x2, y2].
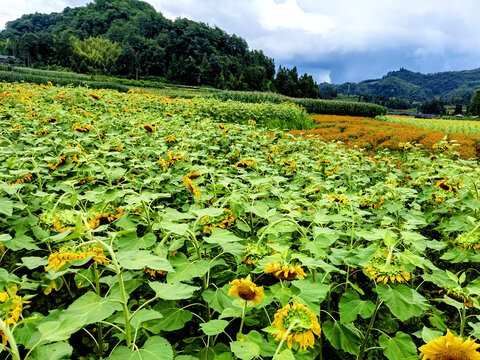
[0, 70, 131, 92]
[0, 66, 164, 91]
[212, 90, 387, 117]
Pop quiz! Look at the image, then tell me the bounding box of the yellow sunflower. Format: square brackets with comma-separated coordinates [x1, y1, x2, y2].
[419, 329, 480, 360]
[272, 302, 321, 351]
[228, 278, 264, 307]
[264, 261, 306, 281]
[364, 255, 410, 284]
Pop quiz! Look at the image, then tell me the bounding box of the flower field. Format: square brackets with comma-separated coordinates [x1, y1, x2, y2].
[293, 114, 480, 159]
[2, 83, 480, 359]
[381, 115, 480, 135]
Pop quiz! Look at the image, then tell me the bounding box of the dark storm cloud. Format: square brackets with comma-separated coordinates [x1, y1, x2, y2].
[3, 0, 480, 83]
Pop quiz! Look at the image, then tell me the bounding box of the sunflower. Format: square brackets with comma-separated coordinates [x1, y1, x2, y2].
[364, 255, 410, 284]
[228, 278, 264, 307]
[264, 261, 306, 281]
[327, 194, 348, 205]
[360, 194, 384, 209]
[46, 247, 109, 272]
[398, 142, 413, 150]
[434, 177, 462, 192]
[439, 286, 474, 307]
[418, 329, 480, 360]
[455, 229, 480, 250]
[242, 242, 272, 265]
[272, 302, 321, 351]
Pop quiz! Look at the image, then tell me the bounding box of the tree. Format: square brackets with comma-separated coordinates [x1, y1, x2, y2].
[70, 36, 122, 73]
[420, 98, 445, 115]
[469, 89, 480, 116]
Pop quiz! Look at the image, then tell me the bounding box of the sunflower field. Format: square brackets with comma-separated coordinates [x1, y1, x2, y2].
[2, 82, 480, 360]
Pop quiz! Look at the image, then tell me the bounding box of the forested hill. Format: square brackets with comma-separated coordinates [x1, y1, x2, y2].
[321, 68, 480, 103]
[0, 0, 282, 91]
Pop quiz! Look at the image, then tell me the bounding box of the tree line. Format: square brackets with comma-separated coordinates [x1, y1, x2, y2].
[0, 0, 319, 98]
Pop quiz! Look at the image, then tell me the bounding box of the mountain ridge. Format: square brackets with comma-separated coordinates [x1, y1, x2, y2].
[321, 67, 480, 103]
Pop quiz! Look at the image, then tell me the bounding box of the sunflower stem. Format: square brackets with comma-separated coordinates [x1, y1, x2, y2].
[357, 297, 382, 360]
[239, 301, 248, 335]
[460, 303, 466, 337]
[0, 318, 20, 360]
[273, 319, 300, 358]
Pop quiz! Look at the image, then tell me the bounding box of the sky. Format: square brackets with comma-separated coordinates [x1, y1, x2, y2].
[1, 0, 480, 84]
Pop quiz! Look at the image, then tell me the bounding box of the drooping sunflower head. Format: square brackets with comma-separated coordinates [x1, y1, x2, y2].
[264, 261, 306, 281]
[272, 302, 321, 351]
[455, 230, 480, 250]
[364, 255, 410, 284]
[418, 329, 480, 360]
[360, 194, 384, 209]
[228, 278, 264, 307]
[242, 242, 272, 265]
[440, 286, 474, 308]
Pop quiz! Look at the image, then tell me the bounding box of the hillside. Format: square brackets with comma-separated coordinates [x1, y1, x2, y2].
[0, 0, 276, 91]
[321, 67, 480, 103]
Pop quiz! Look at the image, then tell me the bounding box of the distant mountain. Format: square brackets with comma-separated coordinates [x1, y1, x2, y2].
[321, 68, 480, 103]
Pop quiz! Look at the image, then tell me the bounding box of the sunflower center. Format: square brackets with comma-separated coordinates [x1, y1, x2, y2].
[434, 349, 471, 360]
[237, 284, 256, 301]
[282, 308, 313, 333]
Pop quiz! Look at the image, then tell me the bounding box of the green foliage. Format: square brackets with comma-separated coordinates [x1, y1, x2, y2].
[469, 89, 480, 115]
[70, 36, 122, 72]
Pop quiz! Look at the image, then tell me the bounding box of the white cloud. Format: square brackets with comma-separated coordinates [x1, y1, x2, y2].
[0, 0, 69, 31]
[252, 0, 335, 35]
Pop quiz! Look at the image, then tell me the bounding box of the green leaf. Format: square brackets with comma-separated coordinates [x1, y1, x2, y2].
[29, 342, 73, 360]
[158, 221, 189, 236]
[200, 319, 229, 336]
[421, 326, 444, 343]
[379, 332, 417, 360]
[323, 320, 361, 355]
[130, 309, 163, 330]
[206, 228, 243, 244]
[4, 232, 39, 251]
[167, 259, 210, 283]
[147, 302, 193, 332]
[273, 349, 295, 360]
[37, 292, 121, 344]
[0, 197, 14, 216]
[339, 290, 375, 324]
[192, 207, 225, 218]
[107, 336, 173, 360]
[203, 285, 235, 313]
[149, 282, 199, 300]
[377, 284, 430, 321]
[230, 341, 260, 360]
[117, 250, 173, 272]
[20, 256, 48, 269]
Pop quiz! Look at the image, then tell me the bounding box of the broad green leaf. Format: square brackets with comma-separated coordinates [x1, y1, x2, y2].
[273, 349, 295, 360]
[202, 284, 235, 313]
[379, 332, 417, 360]
[421, 326, 444, 343]
[200, 319, 229, 336]
[230, 341, 260, 360]
[192, 207, 225, 218]
[203, 285, 235, 313]
[4, 232, 39, 251]
[158, 221, 189, 236]
[117, 250, 173, 272]
[21, 256, 49, 269]
[167, 259, 210, 283]
[339, 290, 375, 324]
[149, 282, 199, 300]
[147, 302, 193, 332]
[291, 280, 330, 303]
[377, 284, 430, 321]
[29, 342, 73, 360]
[130, 309, 163, 329]
[206, 228, 243, 244]
[37, 292, 121, 343]
[322, 320, 361, 355]
[107, 336, 173, 360]
[0, 197, 14, 216]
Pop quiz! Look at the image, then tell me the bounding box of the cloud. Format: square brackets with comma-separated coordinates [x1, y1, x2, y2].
[2, 0, 480, 83]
